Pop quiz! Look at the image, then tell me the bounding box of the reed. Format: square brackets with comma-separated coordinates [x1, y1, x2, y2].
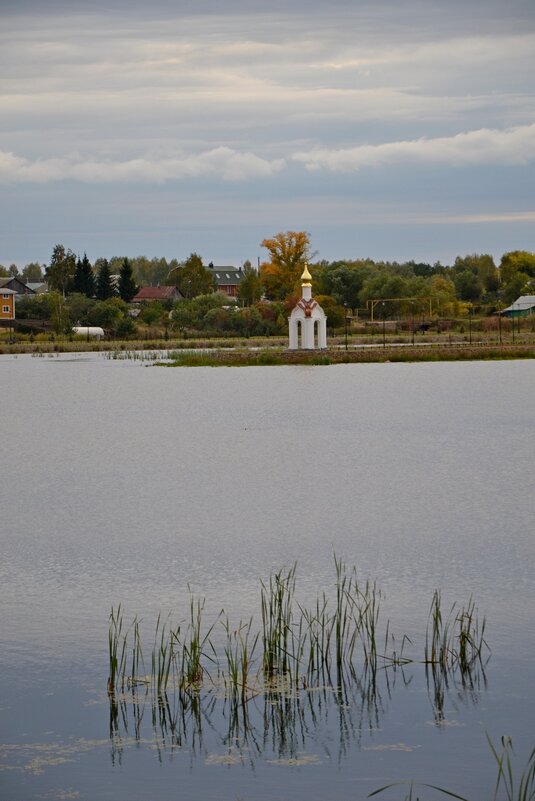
[221, 616, 259, 701]
[487, 735, 535, 801]
[260, 563, 298, 679]
[106, 562, 490, 721]
[369, 738, 535, 801]
[425, 590, 489, 671]
[108, 604, 128, 692]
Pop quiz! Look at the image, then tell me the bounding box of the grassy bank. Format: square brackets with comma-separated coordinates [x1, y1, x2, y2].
[163, 344, 535, 367]
[1, 335, 534, 363]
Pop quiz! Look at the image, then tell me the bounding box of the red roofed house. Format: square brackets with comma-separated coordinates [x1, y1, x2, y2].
[132, 286, 184, 303]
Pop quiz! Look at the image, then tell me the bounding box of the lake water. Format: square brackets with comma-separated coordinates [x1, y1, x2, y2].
[1, 354, 534, 800]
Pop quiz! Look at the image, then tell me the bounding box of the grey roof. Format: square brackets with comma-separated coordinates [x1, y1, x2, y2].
[501, 295, 535, 313]
[206, 264, 244, 286]
[0, 277, 35, 294]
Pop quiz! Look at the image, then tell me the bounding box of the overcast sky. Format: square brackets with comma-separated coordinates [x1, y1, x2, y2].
[1, 0, 534, 267]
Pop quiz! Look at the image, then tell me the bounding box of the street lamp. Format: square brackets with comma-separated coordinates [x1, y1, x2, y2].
[468, 304, 472, 345]
[512, 303, 515, 344]
[382, 301, 386, 349]
[344, 302, 349, 350]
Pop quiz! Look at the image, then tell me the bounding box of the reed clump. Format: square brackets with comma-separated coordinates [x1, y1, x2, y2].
[107, 558, 489, 707]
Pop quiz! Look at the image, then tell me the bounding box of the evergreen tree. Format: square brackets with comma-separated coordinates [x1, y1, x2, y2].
[118, 257, 137, 302]
[73, 253, 96, 297]
[95, 258, 115, 300]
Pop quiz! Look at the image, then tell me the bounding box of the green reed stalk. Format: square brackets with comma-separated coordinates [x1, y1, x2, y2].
[425, 590, 489, 672]
[487, 735, 535, 801]
[108, 604, 130, 693]
[260, 564, 297, 678]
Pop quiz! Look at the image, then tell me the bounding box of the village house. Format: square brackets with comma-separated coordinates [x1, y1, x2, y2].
[132, 286, 184, 304]
[1, 288, 16, 320]
[206, 263, 244, 298]
[0, 277, 35, 298]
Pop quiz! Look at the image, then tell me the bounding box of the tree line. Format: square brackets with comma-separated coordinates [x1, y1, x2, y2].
[5, 234, 535, 337]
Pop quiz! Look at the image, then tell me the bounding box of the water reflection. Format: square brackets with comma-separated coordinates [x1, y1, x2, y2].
[426, 657, 489, 726]
[108, 657, 487, 767]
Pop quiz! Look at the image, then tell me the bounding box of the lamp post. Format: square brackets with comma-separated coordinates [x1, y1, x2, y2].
[411, 302, 415, 346]
[344, 301, 349, 350]
[512, 303, 515, 344]
[468, 304, 472, 345]
[382, 301, 386, 349]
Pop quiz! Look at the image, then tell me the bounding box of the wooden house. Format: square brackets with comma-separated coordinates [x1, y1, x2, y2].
[1, 288, 16, 320]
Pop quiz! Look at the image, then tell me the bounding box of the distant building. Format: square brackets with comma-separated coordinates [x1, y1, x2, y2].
[1, 288, 16, 320]
[0, 277, 35, 297]
[500, 295, 535, 317]
[288, 264, 327, 350]
[25, 282, 48, 294]
[132, 286, 184, 303]
[206, 263, 244, 298]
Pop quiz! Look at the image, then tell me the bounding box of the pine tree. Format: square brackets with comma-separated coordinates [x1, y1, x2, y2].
[73, 253, 96, 297]
[95, 258, 115, 300]
[118, 257, 137, 302]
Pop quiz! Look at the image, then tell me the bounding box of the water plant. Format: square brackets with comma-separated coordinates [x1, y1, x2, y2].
[425, 590, 488, 672]
[106, 558, 490, 719]
[368, 737, 535, 801]
[488, 735, 535, 801]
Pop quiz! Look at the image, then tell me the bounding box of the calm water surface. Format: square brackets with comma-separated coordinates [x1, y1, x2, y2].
[1, 354, 534, 800]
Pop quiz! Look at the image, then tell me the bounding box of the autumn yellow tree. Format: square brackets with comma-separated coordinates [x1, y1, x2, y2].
[259, 231, 311, 300]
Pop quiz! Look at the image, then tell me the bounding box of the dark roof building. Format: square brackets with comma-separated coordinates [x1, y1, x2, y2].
[206, 263, 243, 297]
[0, 277, 35, 296]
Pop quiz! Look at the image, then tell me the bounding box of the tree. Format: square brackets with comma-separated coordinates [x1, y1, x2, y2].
[89, 297, 129, 331]
[454, 269, 482, 302]
[73, 254, 96, 297]
[118, 257, 137, 302]
[9, 264, 19, 277]
[500, 251, 535, 284]
[139, 300, 165, 325]
[45, 244, 76, 297]
[259, 231, 311, 300]
[166, 253, 215, 299]
[237, 261, 263, 306]
[454, 254, 498, 294]
[429, 275, 460, 317]
[502, 272, 531, 305]
[21, 262, 44, 282]
[320, 263, 365, 310]
[171, 292, 229, 329]
[95, 258, 115, 300]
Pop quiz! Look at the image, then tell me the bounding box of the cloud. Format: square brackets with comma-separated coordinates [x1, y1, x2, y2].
[292, 123, 535, 172]
[0, 147, 285, 185]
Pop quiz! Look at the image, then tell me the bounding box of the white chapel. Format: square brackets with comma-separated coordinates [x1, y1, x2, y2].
[288, 263, 327, 350]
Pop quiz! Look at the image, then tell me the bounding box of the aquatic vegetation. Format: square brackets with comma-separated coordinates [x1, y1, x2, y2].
[107, 558, 489, 714]
[425, 590, 488, 673]
[368, 737, 535, 801]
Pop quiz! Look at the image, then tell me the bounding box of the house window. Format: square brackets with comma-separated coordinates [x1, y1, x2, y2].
[3, 293, 10, 299]
[3, 305, 10, 313]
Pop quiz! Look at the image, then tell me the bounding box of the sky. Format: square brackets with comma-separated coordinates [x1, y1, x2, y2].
[1, 0, 534, 268]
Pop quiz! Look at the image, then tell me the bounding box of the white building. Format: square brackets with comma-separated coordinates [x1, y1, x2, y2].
[288, 264, 327, 350]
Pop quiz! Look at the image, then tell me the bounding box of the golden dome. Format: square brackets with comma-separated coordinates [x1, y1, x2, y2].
[301, 263, 312, 286]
